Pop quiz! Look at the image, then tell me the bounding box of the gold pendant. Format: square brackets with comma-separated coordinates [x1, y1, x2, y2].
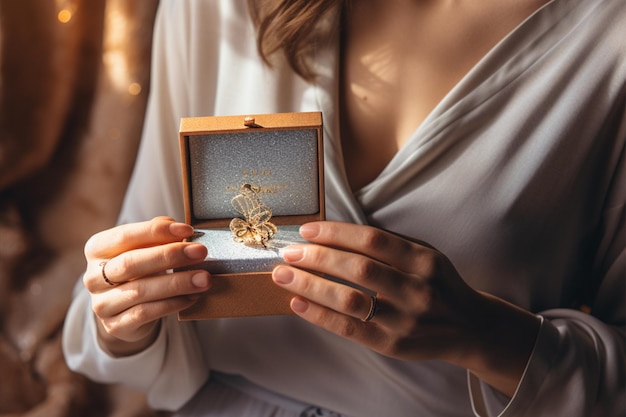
[229, 184, 277, 248]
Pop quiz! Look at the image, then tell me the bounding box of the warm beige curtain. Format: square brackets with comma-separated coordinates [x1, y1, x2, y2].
[0, 1, 161, 415]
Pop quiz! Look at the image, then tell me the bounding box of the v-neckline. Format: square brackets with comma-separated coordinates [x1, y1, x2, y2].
[322, 0, 559, 190]
[310, 0, 589, 220]
[342, 2, 561, 178]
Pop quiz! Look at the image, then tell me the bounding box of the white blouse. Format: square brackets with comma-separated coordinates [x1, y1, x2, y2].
[63, 0, 626, 416]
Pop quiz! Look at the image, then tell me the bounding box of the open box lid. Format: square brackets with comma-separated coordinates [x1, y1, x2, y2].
[179, 112, 325, 229]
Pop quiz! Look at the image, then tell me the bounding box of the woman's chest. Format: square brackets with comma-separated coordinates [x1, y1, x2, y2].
[339, 0, 550, 191]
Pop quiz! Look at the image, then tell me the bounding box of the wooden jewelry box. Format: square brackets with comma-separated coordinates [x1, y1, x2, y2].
[177, 112, 324, 320]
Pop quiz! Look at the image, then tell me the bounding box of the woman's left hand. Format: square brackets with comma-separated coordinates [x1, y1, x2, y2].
[272, 221, 540, 396]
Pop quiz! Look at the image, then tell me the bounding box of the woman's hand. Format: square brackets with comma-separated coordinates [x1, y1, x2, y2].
[82, 216, 211, 356]
[272, 221, 540, 396]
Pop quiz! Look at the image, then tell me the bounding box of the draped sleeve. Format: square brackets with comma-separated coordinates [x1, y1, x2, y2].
[469, 81, 626, 417]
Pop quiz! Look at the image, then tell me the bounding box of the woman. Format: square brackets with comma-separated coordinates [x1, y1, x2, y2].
[63, 0, 625, 416]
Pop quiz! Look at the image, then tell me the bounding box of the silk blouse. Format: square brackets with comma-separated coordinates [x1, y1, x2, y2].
[64, 0, 626, 416]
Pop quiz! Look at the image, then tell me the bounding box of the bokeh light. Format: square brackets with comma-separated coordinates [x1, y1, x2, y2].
[57, 9, 72, 23]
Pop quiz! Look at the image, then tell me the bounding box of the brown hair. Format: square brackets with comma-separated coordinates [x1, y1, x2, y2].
[247, 0, 345, 81]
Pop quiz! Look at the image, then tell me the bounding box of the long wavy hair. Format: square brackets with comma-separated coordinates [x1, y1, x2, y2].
[247, 0, 346, 81]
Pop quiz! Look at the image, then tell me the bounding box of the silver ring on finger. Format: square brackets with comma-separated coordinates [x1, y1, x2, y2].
[361, 295, 378, 322]
[99, 260, 118, 286]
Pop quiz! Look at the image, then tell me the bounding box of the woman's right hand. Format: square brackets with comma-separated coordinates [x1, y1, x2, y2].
[82, 216, 211, 356]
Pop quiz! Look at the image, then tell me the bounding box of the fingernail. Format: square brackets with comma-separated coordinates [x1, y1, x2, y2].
[281, 246, 304, 262]
[170, 222, 193, 238]
[191, 272, 209, 288]
[291, 298, 309, 313]
[273, 267, 294, 285]
[184, 244, 207, 260]
[299, 223, 320, 239]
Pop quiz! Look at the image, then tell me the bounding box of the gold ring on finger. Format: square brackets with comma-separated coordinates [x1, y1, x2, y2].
[362, 295, 378, 322]
[99, 260, 117, 286]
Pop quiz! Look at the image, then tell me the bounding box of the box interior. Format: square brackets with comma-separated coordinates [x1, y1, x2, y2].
[181, 120, 323, 274]
[187, 226, 307, 274]
[184, 127, 321, 226]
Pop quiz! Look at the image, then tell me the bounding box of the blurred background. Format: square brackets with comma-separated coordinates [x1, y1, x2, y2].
[0, 1, 166, 415]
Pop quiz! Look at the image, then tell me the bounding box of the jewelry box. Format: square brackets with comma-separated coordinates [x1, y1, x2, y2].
[177, 112, 324, 319]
